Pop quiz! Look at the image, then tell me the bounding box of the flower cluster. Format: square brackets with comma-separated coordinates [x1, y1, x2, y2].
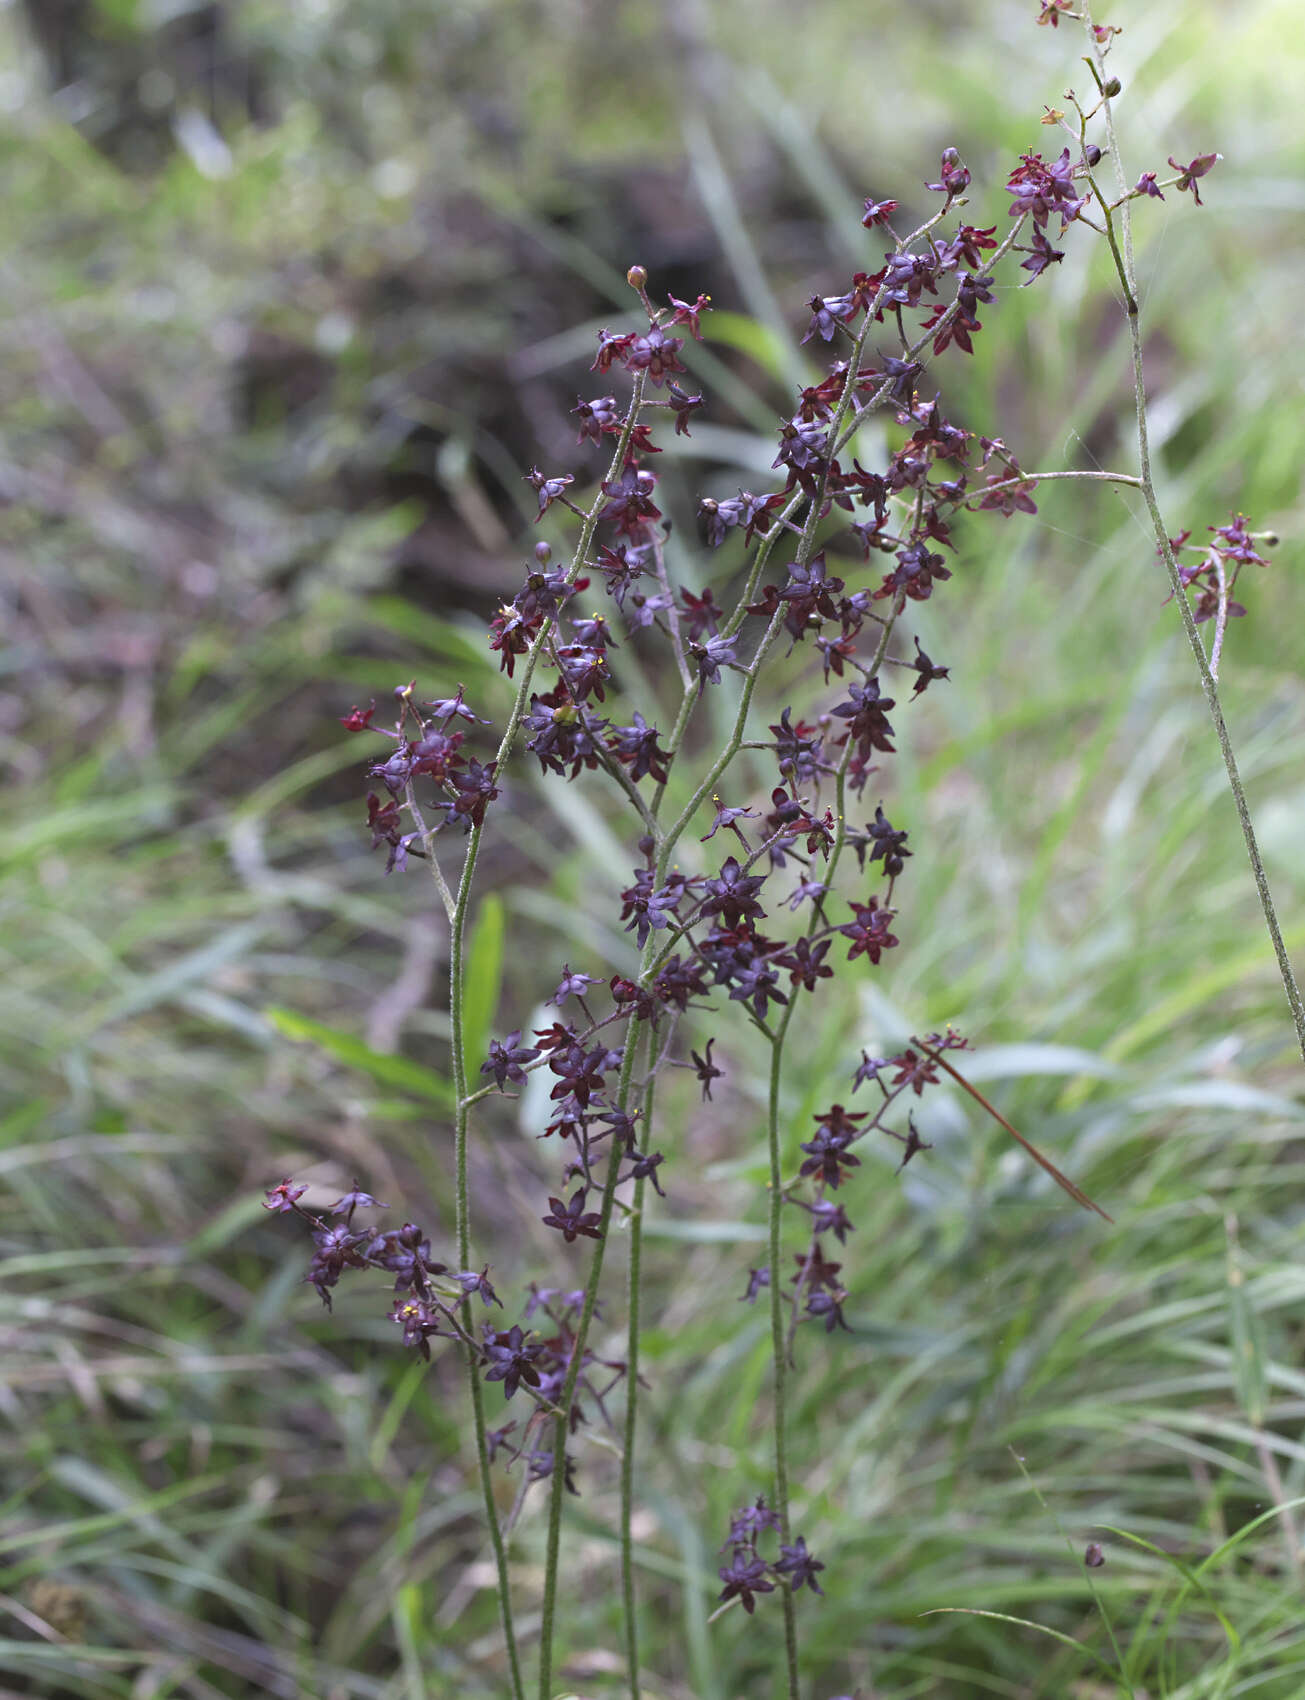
[264, 1185, 629, 1496]
[1166, 513, 1273, 626]
[716, 1497, 826, 1616]
[263, 22, 1230, 1691]
[311, 27, 1180, 1474]
[735, 1032, 971, 1332]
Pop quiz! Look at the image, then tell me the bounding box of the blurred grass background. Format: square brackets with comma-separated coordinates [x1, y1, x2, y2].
[3, 0, 1305, 1696]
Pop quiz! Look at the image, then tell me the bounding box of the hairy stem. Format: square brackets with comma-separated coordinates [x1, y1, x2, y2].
[537, 1030, 644, 1700]
[765, 1018, 802, 1700]
[620, 1054, 662, 1699]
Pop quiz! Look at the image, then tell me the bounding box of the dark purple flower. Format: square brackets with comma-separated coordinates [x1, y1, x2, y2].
[717, 1552, 776, 1614]
[774, 1536, 825, 1595]
[549, 965, 602, 1008]
[527, 1448, 579, 1494]
[483, 1325, 543, 1400]
[799, 1104, 867, 1188]
[263, 1179, 307, 1213]
[776, 935, 834, 992]
[678, 586, 723, 639]
[455, 1266, 502, 1307]
[525, 465, 577, 519]
[831, 680, 896, 758]
[667, 381, 705, 435]
[865, 805, 911, 878]
[542, 1190, 604, 1243]
[666, 291, 711, 338]
[482, 1031, 542, 1089]
[1022, 226, 1066, 279]
[806, 1290, 851, 1333]
[609, 712, 672, 784]
[838, 898, 900, 965]
[701, 798, 758, 847]
[573, 394, 621, 445]
[624, 326, 685, 386]
[593, 541, 652, 606]
[723, 1496, 782, 1547]
[441, 758, 500, 831]
[1168, 152, 1219, 206]
[908, 636, 950, 697]
[700, 857, 767, 927]
[625, 1149, 667, 1197]
[689, 633, 740, 693]
[328, 1185, 387, 1217]
[592, 328, 638, 372]
[875, 541, 951, 604]
[390, 1295, 444, 1355]
[619, 869, 681, 947]
[653, 956, 710, 1013]
[799, 1197, 854, 1243]
[691, 1037, 724, 1100]
[599, 464, 662, 536]
[861, 196, 900, 229]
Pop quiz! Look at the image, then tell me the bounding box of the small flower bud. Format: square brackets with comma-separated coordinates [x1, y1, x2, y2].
[1103, 77, 1122, 97]
[534, 541, 552, 566]
[627, 265, 648, 290]
[1084, 1541, 1105, 1568]
[1085, 144, 1103, 167]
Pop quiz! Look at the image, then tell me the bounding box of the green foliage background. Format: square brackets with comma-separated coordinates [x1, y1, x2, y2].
[3, 1, 1305, 1696]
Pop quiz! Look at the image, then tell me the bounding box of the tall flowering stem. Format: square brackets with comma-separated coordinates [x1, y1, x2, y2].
[442, 377, 650, 1700]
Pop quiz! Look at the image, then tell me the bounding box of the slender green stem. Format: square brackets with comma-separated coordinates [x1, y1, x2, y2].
[1081, 11, 1305, 1062]
[620, 1056, 661, 1699]
[760, 592, 905, 1700]
[979, 468, 1141, 493]
[448, 859, 526, 1700]
[622, 1166, 646, 1699]
[764, 1014, 802, 1700]
[431, 371, 651, 1700]
[537, 1030, 645, 1700]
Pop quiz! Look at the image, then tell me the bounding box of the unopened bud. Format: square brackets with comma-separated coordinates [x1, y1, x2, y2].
[1085, 144, 1103, 167]
[627, 265, 648, 290]
[1084, 1541, 1105, 1568]
[1104, 77, 1122, 97]
[534, 541, 552, 566]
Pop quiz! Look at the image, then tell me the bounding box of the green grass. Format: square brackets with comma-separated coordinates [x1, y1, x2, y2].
[3, 0, 1305, 1695]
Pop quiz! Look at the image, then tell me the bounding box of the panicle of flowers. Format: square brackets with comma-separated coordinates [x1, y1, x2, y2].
[260, 24, 1245, 1692]
[299, 29, 1174, 1470]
